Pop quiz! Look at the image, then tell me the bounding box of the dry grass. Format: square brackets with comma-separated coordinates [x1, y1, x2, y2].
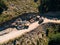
[0, 0, 40, 24]
[0, 25, 47, 45]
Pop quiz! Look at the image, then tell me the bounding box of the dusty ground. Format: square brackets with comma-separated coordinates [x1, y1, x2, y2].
[0, 22, 47, 45]
[0, 21, 39, 44]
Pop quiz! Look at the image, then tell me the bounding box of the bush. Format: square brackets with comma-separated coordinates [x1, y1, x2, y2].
[48, 33, 60, 45]
[0, 0, 8, 14]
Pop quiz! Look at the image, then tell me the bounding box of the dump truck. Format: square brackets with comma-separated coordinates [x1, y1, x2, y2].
[16, 21, 30, 30]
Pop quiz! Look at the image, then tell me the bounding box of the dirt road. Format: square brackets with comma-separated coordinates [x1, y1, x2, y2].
[42, 18, 60, 24]
[0, 21, 39, 44]
[0, 17, 60, 44]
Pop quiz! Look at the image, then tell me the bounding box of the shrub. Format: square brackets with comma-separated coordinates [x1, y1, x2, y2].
[48, 33, 60, 45]
[0, 0, 8, 14]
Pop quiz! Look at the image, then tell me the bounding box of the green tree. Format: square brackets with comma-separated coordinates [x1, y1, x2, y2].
[48, 33, 60, 45]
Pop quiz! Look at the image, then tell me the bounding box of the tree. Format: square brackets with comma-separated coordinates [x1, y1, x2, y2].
[48, 33, 60, 45]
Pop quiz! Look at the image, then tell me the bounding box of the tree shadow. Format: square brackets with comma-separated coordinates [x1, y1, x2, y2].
[38, 0, 60, 19]
[34, 0, 38, 2]
[0, 1, 8, 14]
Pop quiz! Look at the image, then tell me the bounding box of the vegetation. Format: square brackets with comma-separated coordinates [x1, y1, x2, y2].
[0, 0, 8, 14]
[48, 33, 60, 45]
[45, 23, 60, 38]
[44, 23, 60, 45]
[0, 0, 60, 45]
[0, 25, 47, 45]
[0, 0, 39, 25]
[38, 0, 60, 14]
